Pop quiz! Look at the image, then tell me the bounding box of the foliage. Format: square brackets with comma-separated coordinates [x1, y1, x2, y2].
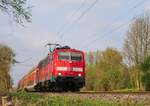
[0, 0, 31, 24]
[140, 56, 150, 73]
[85, 48, 132, 91]
[0, 44, 15, 94]
[142, 72, 150, 91]
[85, 65, 96, 90]
[140, 56, 150, 91]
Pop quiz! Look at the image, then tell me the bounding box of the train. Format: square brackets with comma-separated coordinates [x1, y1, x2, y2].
[18, 44, 85, 92]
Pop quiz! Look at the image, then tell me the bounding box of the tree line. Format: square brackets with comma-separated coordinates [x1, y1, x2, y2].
[85, 48, 131, 91]
[84, 14, 150, 91]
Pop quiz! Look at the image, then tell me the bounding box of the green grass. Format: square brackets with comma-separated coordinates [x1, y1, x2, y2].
[11, 91, 146, 106]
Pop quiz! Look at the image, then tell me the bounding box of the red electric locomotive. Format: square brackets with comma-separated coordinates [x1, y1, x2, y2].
[18, 44, 85, 92]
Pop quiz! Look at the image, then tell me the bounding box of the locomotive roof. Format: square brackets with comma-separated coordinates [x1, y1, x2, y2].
[53, 46, 82, 52]
[56, 48, 81, 51]
[55, 46, 70, 50]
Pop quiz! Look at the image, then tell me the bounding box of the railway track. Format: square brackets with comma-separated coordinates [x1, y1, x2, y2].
[37, 91, 150, 95]
[52, 91, 150, 105]
[4, 91, 150, 106]
[75, 91, 150, 95]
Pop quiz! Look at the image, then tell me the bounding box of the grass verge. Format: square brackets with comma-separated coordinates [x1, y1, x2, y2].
[11, 91, 146, 106]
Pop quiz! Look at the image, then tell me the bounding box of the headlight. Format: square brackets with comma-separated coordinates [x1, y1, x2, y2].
[56, 67, 67, 71]
[58, 73, 62, 76]
[72, 67, 83, 72]
[78, 73, 81, 76]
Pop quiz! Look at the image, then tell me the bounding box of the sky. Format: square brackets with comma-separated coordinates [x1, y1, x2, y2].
[0, 0, 150, 86]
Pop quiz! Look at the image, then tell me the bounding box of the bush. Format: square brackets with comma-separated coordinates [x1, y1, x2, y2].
[140, 56, 150, 91]
[142, 72, 150, 91]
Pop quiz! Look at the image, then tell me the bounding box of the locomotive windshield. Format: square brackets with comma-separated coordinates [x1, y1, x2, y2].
[58, 52, 82, 61]
[71, 52, 82, 61]
[58, 52, 69, 60]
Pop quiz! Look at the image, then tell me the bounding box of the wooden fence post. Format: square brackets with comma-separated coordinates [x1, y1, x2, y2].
[2, 96, 12, 106]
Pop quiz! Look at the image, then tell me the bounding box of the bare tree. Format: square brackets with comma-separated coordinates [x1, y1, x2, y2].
[123, 15, 150, 66]
[0, 0, 31, 24]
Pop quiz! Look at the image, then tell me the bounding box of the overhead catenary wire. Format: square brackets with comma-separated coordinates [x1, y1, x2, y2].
[81, 20, 132, 49]
[56, 0, 87, 37]
[86, 0, 147, 39]
[81, 12, 144, 50]
[59, 0, 100, 40]
[81, 0, 147, 49]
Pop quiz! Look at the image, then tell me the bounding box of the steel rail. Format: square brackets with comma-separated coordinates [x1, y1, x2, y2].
[76, 91, 150, 95]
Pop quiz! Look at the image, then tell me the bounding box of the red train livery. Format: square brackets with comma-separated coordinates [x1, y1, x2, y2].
[18, 45, 85, 92]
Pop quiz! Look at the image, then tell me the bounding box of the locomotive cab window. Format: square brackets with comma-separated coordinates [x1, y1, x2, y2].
[58, 52, 82, 61]
[71, 52, 82, 61]
[58, 52, 69, 60]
